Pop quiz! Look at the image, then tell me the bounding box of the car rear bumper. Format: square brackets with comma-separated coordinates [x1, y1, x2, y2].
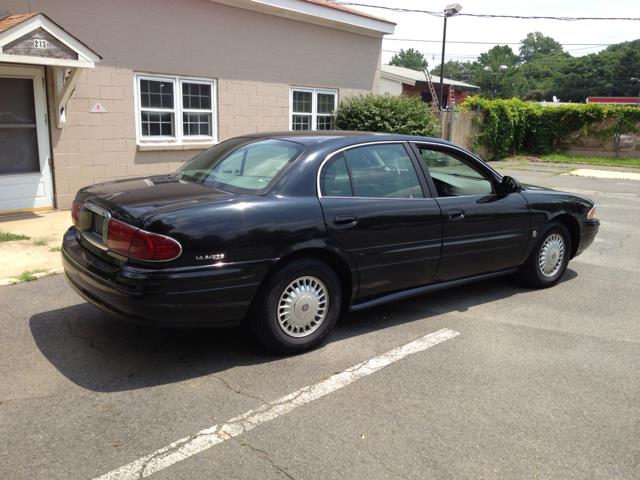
[576, 218, 600, 256]
[62, 227, 272, 327]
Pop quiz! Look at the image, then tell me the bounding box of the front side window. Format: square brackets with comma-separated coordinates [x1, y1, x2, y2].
[290, 87, 337, 131]
[418, 147, 493, 197]
[320, 144, 424, 199]
[175, 138, 303, 194]
[136, 74, 216, 144]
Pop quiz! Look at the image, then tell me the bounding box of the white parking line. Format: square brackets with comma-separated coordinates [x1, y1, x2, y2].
[562, 169, 640, 181]
[548, 187, 639, 199]
[92, 328, 460, 480]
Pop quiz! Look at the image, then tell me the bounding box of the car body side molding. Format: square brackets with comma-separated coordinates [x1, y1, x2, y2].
[349, 267, 519, 312]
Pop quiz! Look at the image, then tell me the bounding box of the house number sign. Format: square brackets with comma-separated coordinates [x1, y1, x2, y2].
[33, 39, 49, 49]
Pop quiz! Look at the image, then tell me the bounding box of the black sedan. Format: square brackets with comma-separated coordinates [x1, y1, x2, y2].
[62, 132, 599, 353]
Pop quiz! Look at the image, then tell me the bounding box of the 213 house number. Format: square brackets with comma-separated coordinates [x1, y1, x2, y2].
[33, 39, 48, 49]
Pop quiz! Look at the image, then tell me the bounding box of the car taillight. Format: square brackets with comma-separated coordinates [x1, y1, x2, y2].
[587, 206, 597, 220]
[107, 219, 137, 255]
[107, 219, 181, 262]
[71, 200, 81, 227]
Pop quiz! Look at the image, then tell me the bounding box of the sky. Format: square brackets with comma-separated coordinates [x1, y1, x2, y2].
[338, 0, 640, 66]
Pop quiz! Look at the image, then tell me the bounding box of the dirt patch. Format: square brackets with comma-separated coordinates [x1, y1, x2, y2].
[0, 210, 70, 282]
[0, 240, 62, 280]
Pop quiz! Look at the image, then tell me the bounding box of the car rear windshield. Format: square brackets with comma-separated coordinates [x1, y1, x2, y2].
[174, 138, 304, 194]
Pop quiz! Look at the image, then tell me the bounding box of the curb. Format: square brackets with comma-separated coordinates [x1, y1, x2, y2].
[0, 267, 64, 286]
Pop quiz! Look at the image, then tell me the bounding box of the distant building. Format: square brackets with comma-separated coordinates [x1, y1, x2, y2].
[586, 97, 640, 106]
[380, 64, 480, 108]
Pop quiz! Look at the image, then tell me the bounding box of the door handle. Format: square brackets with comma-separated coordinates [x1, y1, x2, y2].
[447, 209, 465, 221]
[333, 214, 359, 228]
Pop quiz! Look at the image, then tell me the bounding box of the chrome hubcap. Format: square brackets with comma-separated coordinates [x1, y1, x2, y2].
[277, 276, 329, 338]
[538, 233, 565, 278]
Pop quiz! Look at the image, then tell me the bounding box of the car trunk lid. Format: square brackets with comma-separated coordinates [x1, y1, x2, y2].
[73, 175, 237, 260]
[76, 175, 236, 224]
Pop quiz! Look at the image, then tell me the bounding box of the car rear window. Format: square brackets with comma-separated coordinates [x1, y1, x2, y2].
[175, 138, 303, 194]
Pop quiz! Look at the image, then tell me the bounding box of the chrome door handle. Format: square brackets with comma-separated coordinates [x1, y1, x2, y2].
[448, 209, 465, 221]
[333, 215, 359, 228]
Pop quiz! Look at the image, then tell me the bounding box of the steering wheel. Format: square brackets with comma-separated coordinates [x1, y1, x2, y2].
[383, 164, 401, 175]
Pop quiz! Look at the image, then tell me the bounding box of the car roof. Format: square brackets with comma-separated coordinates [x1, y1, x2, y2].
[240, 131, 457, 149]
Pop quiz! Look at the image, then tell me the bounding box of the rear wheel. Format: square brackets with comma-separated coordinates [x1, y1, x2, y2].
[520, 222, 571, 288]
[252, 259, 342, 354]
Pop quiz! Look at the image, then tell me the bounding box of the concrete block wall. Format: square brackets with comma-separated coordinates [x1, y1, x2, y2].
[48, 66, 196, 208]
[49, 65, 370, 208]
[217, 79, 290, 138]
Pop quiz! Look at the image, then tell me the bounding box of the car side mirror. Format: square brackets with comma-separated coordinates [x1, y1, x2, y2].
[500, 175, 522, 194]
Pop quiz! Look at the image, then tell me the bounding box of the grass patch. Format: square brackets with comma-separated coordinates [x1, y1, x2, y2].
[49, 246, 61, 252]
[539, 154, 640, 168]
[0, 231, 30, 242]
[16, 269, 48, 282]
[33, 238, 48, 247]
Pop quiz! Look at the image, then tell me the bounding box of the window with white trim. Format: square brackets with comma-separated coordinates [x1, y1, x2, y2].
[135, 73, 217, 144]
[290, 87, 337, 131]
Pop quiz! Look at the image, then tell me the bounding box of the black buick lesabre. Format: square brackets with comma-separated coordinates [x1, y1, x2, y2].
[63, 132, 599, 353]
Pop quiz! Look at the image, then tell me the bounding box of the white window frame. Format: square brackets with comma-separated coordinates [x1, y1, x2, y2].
[134, 73, 217, 146]
[289, 87, 338, 131]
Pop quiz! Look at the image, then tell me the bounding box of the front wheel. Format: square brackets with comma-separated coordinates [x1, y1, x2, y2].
[520, 222, 572, 288]
[251, 259, 342, 354]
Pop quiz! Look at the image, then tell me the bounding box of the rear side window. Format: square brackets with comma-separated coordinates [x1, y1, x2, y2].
[320, 154, 353, 197]
[321, 144, 424, 199]
[175, 138, 303, 194]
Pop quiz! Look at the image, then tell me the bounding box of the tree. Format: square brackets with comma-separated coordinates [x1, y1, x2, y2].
[519, 32, 564, 63]
[427, 34, 637, 102]
[389, 48, 428, 71]
[478, 45, 519, 69]
[430, 60, 474, 81]
[515, 53, 570, 100]
[553, 39, 640, 101]
[610, 40, 640, 96]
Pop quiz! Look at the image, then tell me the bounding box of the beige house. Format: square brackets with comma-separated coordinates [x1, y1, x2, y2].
[0, 0, 394, 212]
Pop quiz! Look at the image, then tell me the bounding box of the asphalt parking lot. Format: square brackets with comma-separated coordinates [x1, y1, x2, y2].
[1, 162, 639, 480]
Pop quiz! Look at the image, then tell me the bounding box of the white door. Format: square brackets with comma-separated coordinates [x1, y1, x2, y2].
[0, 64, 53, 213]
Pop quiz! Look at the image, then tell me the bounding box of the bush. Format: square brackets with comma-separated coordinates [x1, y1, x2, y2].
[461, 96, 640, 159]
[335, 94, 439, 137]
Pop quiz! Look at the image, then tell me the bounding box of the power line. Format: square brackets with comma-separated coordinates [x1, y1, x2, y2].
[382, 49, 481, 59]
[385, 38, 613, 47]
[565, 45, 610, 52]
[461, 12, 639, 21]
[333, 1, 640, 21]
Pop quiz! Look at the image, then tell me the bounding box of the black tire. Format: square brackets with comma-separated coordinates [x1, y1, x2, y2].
[520, 222, 572, 288]
[251, 258, 342, 354]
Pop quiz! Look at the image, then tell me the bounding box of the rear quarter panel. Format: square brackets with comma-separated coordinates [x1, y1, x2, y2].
[142, 195, 331, 270]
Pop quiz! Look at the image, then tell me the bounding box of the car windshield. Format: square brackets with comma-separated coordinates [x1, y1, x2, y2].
[175, 138, 304, 194]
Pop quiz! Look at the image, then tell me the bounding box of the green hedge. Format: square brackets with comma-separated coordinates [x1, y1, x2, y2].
[461, 97, 640, 159]
[335, 94, 439, 137]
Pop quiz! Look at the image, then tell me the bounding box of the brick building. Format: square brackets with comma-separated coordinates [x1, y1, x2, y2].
[379, 64, 479, 109]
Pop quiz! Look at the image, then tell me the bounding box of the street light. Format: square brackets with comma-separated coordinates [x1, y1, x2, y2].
[484, 65, 509, 72]
[438, 3, 462, 111]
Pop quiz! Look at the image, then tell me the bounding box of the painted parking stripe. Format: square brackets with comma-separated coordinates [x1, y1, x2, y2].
[562, 168, 640, 181]
[92, 328, 460, 480]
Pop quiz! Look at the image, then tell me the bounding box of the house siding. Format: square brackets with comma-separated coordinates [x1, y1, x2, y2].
[2, 0, 383, 208]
